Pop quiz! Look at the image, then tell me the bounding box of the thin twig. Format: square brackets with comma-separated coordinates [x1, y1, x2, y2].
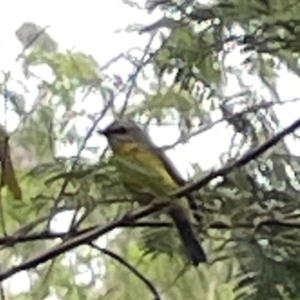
[119, 32, 157, 117]
[0, 215, 299, 247]
[163, 98, 300, 151]
[90, 243, 163, 300]
[48, 94, 116, 226]
[0, 202, 168, 281]
[16, 26, 50, 62]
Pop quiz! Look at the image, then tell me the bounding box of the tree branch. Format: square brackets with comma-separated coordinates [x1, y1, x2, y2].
[174, 116, 300, 197]
[90, 243, 163, 300]
[0, 116, 300, 281]
[0, 203, 167, 282]
[1, 216, 299, 247]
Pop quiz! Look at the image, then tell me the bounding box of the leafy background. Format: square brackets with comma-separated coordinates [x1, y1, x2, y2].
[1, 0, 300, 299]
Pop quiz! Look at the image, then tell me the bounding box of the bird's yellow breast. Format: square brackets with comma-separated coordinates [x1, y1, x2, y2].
[113, 142, 178, 191]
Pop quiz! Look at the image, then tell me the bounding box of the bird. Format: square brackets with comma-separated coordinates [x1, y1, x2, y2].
[98, 118, 206, 266]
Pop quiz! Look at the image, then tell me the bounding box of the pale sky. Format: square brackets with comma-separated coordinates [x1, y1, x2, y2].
[1, 0, 300, 295]
[1, 0, 299, 173]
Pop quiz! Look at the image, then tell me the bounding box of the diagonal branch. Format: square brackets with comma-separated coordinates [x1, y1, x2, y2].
[90, 243, 163, 300]
[174, 116, 300, 197]
[0, 116, 300, 281]
[0, 203, 167, 281]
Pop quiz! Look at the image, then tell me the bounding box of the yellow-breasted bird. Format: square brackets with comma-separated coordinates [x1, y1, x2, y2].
[98, 119, 206, 266]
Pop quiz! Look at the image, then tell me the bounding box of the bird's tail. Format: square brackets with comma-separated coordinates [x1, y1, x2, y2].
[169, 206, 206, 266]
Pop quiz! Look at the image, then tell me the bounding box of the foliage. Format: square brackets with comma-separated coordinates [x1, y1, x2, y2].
[1, 0, 300, 299]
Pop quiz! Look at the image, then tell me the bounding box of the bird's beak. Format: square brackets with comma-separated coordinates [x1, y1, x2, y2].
[97, 129, 109, 136]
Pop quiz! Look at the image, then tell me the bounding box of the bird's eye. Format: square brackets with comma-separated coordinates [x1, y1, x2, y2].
[112, 125, 127, 134]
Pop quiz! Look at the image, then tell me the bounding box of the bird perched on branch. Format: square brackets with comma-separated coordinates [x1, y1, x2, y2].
[98, 119, 206, 266]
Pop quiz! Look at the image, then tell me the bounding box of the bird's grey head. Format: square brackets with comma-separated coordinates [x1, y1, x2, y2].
[98, 119, 150, 149]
